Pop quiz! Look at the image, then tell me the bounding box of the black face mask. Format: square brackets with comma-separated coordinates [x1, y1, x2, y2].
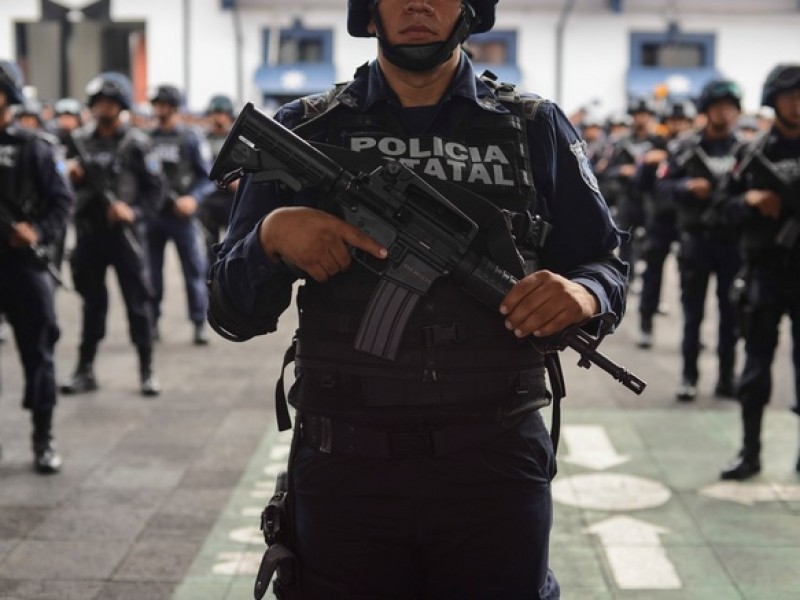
[371, 0, 475, 72]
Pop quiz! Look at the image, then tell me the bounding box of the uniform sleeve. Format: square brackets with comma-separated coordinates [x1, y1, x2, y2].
[654, 145, 693, 206]
[125, 135, 166, 221]
[186, 129, 217, 202]
[207, 102, 306, 340]
[31, 136, 74, 246]
[527, 102, 628, 326]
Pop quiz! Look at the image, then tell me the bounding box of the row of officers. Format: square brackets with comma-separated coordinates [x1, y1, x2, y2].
[584, 67, 800, 481]
[2, 55, 800, 485]
[0, 61, 237, 474]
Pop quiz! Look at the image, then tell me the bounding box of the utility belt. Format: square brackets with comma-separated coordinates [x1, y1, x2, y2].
[297, 410, 527, 459]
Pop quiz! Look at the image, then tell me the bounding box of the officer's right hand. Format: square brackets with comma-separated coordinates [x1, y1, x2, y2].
[67, 159, 84, 183]
[259, 207, 387, 282]
[686, 177, 712, 199]
[744, 189, 782, 218]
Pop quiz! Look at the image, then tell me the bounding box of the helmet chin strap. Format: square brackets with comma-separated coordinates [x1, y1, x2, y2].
[372, 1, 475, 72]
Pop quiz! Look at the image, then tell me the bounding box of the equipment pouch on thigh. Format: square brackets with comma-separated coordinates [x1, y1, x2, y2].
[255, 471, 299, 600]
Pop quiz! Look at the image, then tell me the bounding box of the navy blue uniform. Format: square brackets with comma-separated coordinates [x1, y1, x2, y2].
[0, 125, 73, 412]
[602, 133, 667, 281]
[209, 56, 626, 599]
[724, 130, 800, 418]
[198, 130, 235, 265]
[66, 123, 163, 368]
[147, 124, 214, 329]
[657, 133, 742, 393]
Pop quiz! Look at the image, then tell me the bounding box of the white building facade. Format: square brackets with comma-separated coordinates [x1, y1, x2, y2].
[1, 0, 799, 117]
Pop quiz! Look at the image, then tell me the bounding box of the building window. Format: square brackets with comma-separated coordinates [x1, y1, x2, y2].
[465, 30, 517, 66]
[631, 30, 715, 69]
[262, 19, 333, 66]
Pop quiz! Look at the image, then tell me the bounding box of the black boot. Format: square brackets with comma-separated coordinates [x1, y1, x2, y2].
[193, 321, 209, 346]
[720, 406, 762, 480]
[636, 315, 653, 349]
[138, 345, 161, 397]
[715, 356, 736, 399]
[60, 343, 98, 395]
[31, 410, 62, 474]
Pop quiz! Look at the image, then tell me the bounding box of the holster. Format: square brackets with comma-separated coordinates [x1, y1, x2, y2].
[254, 471, 299, 600]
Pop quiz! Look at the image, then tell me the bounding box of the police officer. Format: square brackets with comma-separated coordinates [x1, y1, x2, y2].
[0, 59, 73, 473]
[635, 99, 696, 348]
[208, 1, 627, 597]
[657, 80, 744, 401]
[60, 72, 164, 397]
[719, 64, 800, 480]
[602, 98, 668, 296]
[147, 84, 214, 345]
[52, 97, 84, 146]
[198, 94, 238, 266]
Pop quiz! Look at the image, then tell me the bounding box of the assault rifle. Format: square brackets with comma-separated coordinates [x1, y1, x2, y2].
[0, 203, 65, 287]
[69, 134, 146, 260]
[211, 103, 646, 395]
[736, 136, 800, 250]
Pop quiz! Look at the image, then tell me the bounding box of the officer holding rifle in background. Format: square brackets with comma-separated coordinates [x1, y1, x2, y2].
[0, 59, 73, 473]
[719, 64, 800, 481]
[60, 72, 164, 398]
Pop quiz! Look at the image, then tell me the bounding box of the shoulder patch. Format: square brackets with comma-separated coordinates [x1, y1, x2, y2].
[570, 139, 601, 194]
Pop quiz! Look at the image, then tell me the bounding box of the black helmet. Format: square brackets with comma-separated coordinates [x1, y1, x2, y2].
[17, 98, 43, 120]
[0, 59, 26, 105]
[347, 0, 497, 37]
[627, 97, 656, 115]
[206, 94, 234, 116]
[150, 84, 183, 107]
[348, 1, 496, 71]
[697, 79, 742, 113]
[86, 72, 133, 110]
[54, 97, 83, 116]
[761, 64, 800, 108]
[663, 99, 697, 121]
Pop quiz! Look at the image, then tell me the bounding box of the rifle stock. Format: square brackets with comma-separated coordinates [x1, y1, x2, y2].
[70, 134, 146, 260]
[0, 204, 66, 287]
[212, 103, 646, 395]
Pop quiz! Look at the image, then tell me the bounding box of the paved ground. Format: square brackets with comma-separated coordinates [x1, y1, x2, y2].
[1, 249, 798, 600]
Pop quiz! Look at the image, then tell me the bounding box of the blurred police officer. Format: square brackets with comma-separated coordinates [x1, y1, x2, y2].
[60, 72, 164, 397]
[198, 94, 238, 266]
[602, 98, 668, 292]
[15, 98, 47, 131]
[147, 84, 215, 345]
[657, 80, 744, 401]
[52, 97, 84, 146]
[0, 59, 73, 473]
[635, 99, 696, 348]
[719, 65, 800, 480]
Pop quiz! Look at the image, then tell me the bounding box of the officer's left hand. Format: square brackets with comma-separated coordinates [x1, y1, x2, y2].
[173, 195, 198, 218]
[8, 221, 37, 248]
[643, 149, 668, 165]
[500, 270, 599, 338]
[108, 201, 136, 224]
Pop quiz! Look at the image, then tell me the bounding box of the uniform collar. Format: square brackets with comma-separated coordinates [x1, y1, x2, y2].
[334, 51, 512, 115]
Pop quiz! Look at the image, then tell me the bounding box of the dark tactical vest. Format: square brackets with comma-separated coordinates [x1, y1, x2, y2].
[286, 80, 552, 422]
[150, 127, 196, 201]
[736, 131, 800, 267]
[0, 128, 46, 259]
[673, 133, 740, 238]
[71, 125, 142, 231]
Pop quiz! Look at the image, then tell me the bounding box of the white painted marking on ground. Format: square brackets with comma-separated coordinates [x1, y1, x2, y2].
[212, 551, 262, 576]
[561, 425, 630, 470]
[586, 516, 681, 589]
[553, 473, 671, 511]
[699, 481, 800, 505]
